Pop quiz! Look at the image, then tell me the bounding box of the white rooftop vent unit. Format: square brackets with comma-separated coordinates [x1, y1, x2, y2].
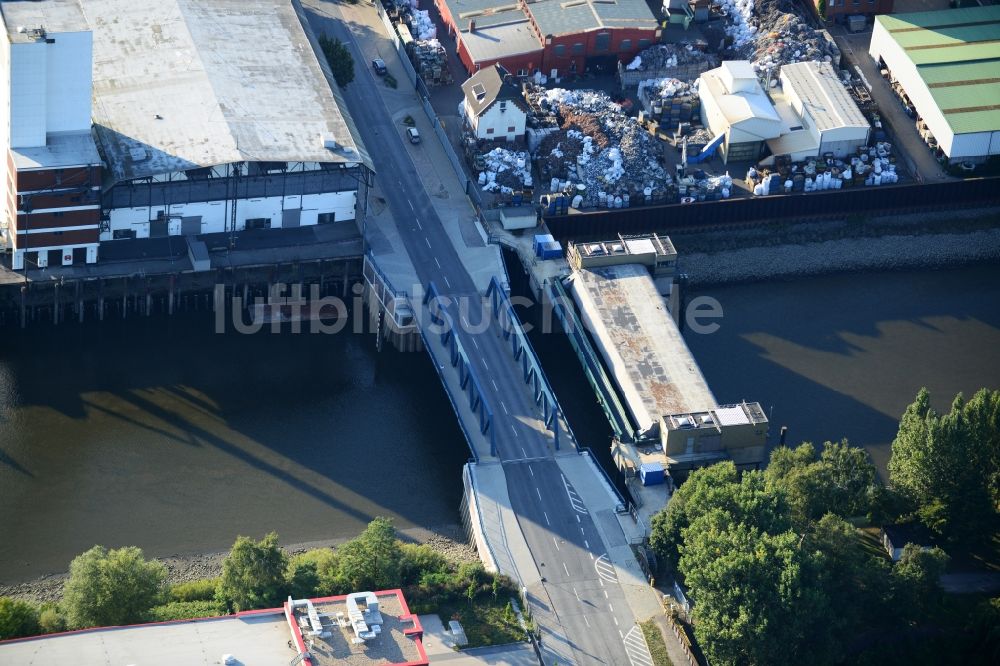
[129, 147, 149, 162]
[322, 134, 339, 150]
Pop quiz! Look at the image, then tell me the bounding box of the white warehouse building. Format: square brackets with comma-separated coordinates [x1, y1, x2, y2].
[92, 0, 371, 242]
[766, 61, 870, 163]
[869, 5, 1000, 164]
[699, 61, 782, 164]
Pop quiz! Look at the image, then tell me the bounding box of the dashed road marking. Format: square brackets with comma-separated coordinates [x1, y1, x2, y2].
[584, 540, 590, 549]
[536, 488, 542, 501]
[443, 276, 451, 288]
[595, 554, 619, 584]
[562, 562, 570, 576]
[434, 257, 441, 268]
[583, 615, 590, 628]
[528, 466, 534, 477]
[491, 378, 499, 391]
[554, 537, 561, 551]
[623, 625, 654, 666]
[521, 446, 528, 458]
[510, 423, 519, 438]
[543, 511, 550, 526]
[472, 337, 479, 350]
[501, 401, 509, 415]
[424, 238, 431, 249]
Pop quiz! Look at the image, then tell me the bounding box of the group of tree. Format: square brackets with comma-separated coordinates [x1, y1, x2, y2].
[649, 386, 1000, 666]
[889, 388, 999, 544]
[2, 517, 515, 641]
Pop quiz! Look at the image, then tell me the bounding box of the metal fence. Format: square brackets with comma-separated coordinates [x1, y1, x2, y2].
[543, 177, 1000, 241]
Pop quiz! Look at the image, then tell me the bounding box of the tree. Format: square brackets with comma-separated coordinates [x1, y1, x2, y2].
[217, 533, 288, 612]
[891, 544, 949, 622]
[678, 515, 827, 666]
[63, 545, 167, 628]
[650, 463, 788, 570]
[0, 597, 39, 639]
[286, 560, 320, 600]
[818, 0, 828, 20]
[889, 388, 999, 542]
[319, 35, 354, 87]
[336, 517, 402, 591]
[766, 441, 880, 528]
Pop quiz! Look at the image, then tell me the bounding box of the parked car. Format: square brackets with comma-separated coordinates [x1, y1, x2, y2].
[372, 58, 387, 75]
[406, 127, 421, 144]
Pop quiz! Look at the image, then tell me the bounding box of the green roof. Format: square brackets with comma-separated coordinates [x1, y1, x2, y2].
[876, 6, 1000, 134]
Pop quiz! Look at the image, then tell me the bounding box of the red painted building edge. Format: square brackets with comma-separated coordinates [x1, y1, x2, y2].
[0, 589, 428, 666]
[15, 228, 100, 250]
[16, 165, 101, 193]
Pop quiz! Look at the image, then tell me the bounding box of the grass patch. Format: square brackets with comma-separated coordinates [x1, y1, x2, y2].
[432, 595, 526, 648]
[403, 115, 415, 127]
[641, 618, 675, 666]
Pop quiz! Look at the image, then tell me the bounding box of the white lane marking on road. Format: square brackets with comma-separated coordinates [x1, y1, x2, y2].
[528, 466, 534, 477]
[472, 337, 479, 350]
[609, 603, 614, 613]
[424, 238, 431, 249]
[619, 630, 624, 639]
[562, 562, 570, 576]
[561, 474, 589, 514]
[415, 219, 423, 230]
[604, 590, 609, 599]
[583, 615, 591, 628]
[595, 554, 619, 583]
[510, 423, 519, 438]
[599, 578, 604, 587]
[573, 587, 579, 601]
[543, 511, 550, 526]
[443, 276, 451, 288]
[613, 616, 619, 626]
[536, 488, 542, 501]
[482, 358, 489, 371]
[434, 257, 441, 268]
[521, 446, 527, 457]
[585, 540, 590, 549]
[623, 625, 654, 666]
[580, 527, 585, 535]
[576, 515, 581, 523]
[500, 401, 508, 414]
[491, 378, 499, 391]
[408, 200, 415, 212]
[554, 537, 561, 551]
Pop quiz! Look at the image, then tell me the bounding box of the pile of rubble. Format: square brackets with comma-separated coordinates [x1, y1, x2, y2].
[409, 39, 451, 86]
[409, 9, 437, 40]
[748, 142, 900, 194]
[526, 86, 671, 208]
[716, 0, 839, 76]
[477, 147, 533, 193]
[626, 43, 713, 72]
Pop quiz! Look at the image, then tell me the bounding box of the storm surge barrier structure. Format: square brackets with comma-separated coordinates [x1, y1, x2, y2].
[548, 277, 636, 444]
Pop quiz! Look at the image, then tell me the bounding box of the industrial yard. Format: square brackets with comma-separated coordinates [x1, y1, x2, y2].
[381, 0, 1000, 224]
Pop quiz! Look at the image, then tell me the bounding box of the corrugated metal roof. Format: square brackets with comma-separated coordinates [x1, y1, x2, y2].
[462, 20, 542, 62]
[781, 61, 869, 132]
[83, 0, 367, 183]
[875, 6, 1000, 136]
[526, 0, 657, 37]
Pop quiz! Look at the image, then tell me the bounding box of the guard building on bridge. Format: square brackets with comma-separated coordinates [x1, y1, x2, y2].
[1, 0, 371, 270]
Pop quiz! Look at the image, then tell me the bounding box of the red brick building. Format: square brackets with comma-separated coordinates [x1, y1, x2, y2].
[436, 0, 661, 78]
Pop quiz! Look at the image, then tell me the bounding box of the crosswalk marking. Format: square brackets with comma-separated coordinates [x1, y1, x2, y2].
[623, 625, 654, 666]
[561, 474, 589, 514]
[594, 554, 619, 583]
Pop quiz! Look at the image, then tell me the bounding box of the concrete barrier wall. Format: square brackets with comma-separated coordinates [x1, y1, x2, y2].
[462, 464, 499, 574]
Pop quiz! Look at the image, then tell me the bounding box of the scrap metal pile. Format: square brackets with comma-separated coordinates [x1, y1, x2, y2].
[525, 86, 672, 208]
[620, 43, 719, 87]
[409, 39, 451, 86]
[477, 148, 533, 193]
[715, 0, 839, 76]
[748, 142, 900, 195]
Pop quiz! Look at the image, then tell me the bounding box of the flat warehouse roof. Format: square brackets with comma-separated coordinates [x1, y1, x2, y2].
[81, 0, 367, 183]
[1, 0, 88, 40]
[875, 6, 1000, 135]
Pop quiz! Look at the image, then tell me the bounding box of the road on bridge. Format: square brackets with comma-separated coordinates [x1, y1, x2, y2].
[304, 3, 654, 664]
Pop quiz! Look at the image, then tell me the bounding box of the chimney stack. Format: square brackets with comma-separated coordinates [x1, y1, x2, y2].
[469, 20, 476, 32]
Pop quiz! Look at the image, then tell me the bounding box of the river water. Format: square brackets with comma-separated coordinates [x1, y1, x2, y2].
[1, 264, 998, 582]
[0, 312, 467, 582]
[682, 265, 1000, 475]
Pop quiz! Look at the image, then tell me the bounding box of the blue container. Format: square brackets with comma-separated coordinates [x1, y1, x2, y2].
[540, 241, 563, 260]
[533, 234, 555, 257]
[639, 462, 665, 486]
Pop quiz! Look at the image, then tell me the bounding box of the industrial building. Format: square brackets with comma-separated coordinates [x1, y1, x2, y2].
[699, 61, 783, 163]
[461, 64, 529, 142]
[435, 0, 660, 78]
[869, 5, 1000, 164]
[766, 61, 871, 163]
[1, 0, 371, 269]
[0, 590, 428, 666]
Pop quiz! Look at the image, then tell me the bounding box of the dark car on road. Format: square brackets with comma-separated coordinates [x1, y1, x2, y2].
[372, 58, 387, 76]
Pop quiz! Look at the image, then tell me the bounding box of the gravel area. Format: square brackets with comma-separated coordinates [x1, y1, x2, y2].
[679, 228, 1000, 286]
[0, 523, 476, 605]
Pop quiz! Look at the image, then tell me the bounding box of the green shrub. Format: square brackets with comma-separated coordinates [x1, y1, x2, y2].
[286, 560, 320, 599]
[289, 548, 341, 596]
[37, 604, 66, 634]
[147, 600, 223, 622]
[63, 546, 168, 629]
[399, 543, 449, 586]
[169, 578, 219, 603]
[0, 597, 39, 639]
[217, 533, 288, 613]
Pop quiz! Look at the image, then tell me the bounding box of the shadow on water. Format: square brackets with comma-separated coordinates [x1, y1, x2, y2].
[683, 265, 1000, 476]
[0, 310, 468, 581]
